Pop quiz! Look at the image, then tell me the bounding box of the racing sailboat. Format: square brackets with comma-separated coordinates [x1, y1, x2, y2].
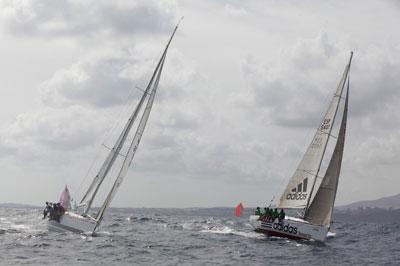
[250, 52, 353, 242]
[47, 20, 182, 234]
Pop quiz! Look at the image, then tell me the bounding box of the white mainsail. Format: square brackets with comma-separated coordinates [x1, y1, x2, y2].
[304, 79, 349, 227]
[95, 53, 166, 225]
[277, 52, 353, 210]
[78, 19, 182, 213]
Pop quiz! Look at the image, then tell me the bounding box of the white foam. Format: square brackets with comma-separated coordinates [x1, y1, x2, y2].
[327, 231, 336, 238]
[200, 226, 264, 239]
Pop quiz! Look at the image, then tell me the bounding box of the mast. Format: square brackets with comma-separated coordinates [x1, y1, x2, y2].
[304, 52, 353, 213]
[94, 20, 181, 226]
[80, 18, 183, 215]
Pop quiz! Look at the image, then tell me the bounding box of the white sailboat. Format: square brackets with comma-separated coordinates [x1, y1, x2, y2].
[250, 52, 353, 242]
[48, 20, 182, 234]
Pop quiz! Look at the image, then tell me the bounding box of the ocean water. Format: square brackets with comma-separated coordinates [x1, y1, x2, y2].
[0, 207, 399, 265]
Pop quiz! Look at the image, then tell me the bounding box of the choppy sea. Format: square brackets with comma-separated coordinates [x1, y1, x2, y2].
[0, 207, 399, 265]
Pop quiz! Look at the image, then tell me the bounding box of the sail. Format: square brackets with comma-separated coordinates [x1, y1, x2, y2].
[277, 52, 353, 210]
[235, 203, 244, 217]
[96, 54, 166, 223]
[94, 20, 181, 225]
[59, 185, 71, 210]
[304, 80, 349, 227]
[80, 18, 183, 215]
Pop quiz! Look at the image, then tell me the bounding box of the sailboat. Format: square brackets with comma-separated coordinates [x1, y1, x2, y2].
[250, 52, 353, 242]
[47, 20, 182, 234]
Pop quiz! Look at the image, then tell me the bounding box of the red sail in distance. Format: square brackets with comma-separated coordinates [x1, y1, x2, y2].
[235, 203, 244, 217]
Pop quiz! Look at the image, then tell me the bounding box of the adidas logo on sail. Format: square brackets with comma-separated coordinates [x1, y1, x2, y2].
[286, 178, 308, 200]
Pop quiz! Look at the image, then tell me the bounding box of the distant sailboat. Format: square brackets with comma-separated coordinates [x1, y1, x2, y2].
[250, 52, 353, 242]
[47, 20, 182, 234]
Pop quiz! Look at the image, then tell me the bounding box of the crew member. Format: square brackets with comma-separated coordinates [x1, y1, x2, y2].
[273, 208, 279, 219]
[279, 209, 285, 221]
[43, 202, 51, 219]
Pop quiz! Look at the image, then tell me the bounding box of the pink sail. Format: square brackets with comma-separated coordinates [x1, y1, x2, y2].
[59, 185, 71, 210]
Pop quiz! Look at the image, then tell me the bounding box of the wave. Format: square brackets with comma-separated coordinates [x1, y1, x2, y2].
[200, 225, 264, 239]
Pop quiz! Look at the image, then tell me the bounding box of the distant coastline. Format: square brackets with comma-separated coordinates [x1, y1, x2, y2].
[1, 193, 399, 223]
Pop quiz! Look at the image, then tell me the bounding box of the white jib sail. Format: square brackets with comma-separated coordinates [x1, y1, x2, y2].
[304, 80, 349, 227]
[277, 52, 353, 210]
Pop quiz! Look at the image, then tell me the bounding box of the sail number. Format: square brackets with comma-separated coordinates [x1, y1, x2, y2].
[286, 192, 307, 200]
[320, 118, 331, 130]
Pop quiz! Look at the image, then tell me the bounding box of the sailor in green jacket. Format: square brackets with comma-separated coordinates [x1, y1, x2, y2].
[273, 208, 279, 219]
[279, 209, 285, 221]
[255, 207, 261, 216]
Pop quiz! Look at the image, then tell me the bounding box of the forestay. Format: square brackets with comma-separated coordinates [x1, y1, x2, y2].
[277, 53, 353, 210]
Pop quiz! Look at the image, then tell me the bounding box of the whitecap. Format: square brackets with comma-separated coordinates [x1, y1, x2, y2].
[327, 231, 336, 238]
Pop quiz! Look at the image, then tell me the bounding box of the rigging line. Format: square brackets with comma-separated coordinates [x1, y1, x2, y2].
[316, 129, 338, 139]
[135, 86, 151, 96]
[75, 86, 140, 199]
[101, 144, 127, 158]
[102, 86, 143, 147]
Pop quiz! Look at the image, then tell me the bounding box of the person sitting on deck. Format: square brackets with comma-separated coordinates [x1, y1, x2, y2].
[48, 203, 55, 220]
[57, 203, 65, 215]
[50, 203, 60, 222]
[273, 208, 279, 220]
[255, 207, 261, 216]
[279, 209, 285, 221]
[43, 202, 51, 219]
[264, 207, 269, 217]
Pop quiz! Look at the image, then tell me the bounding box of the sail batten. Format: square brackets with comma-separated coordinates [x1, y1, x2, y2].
[277, 52, 353, 211]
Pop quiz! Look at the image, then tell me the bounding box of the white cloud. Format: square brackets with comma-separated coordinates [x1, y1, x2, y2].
[223, 4, 248, 17]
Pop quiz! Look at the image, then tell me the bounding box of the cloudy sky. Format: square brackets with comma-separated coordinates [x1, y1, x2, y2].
[0, 0, 399, 208]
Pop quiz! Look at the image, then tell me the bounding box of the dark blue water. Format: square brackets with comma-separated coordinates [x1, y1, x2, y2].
[0, 207, 399, 265]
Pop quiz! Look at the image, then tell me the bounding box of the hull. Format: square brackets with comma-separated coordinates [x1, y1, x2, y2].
[249, 215, 328, 242]
[47, 212, 97, 234]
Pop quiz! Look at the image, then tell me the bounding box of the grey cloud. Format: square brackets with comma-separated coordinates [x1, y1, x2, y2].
[40, 53, 136, 108]
[0, 106, 107, 164]
[0, 0, 175, 38]
[241, 33, 400, 130]
[40, 48, 196, 109]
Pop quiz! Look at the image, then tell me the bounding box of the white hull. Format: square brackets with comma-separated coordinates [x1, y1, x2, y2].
[249, 215, 328, 242]
[47, 212, 98, 234]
